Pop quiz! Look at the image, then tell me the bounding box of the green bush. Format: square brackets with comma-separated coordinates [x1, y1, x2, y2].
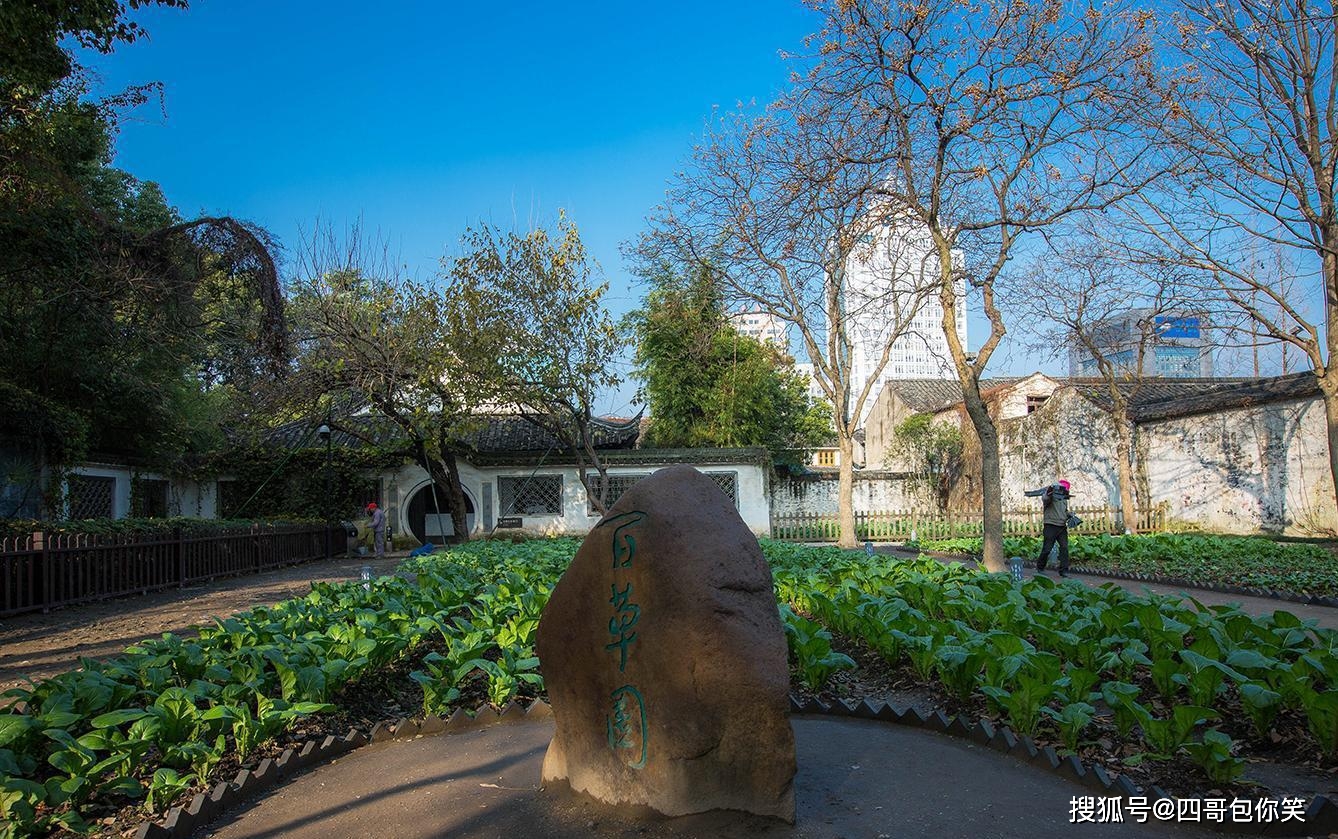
[0, 516, 324, 540]
[3, 536, 1332, 835]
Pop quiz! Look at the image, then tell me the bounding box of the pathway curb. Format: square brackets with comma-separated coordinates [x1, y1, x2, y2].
[920, 547, 1338, 609]
[131, 700, 553, 839]
[788, 695, 1338, 837]
[132, 696, 1337, 839]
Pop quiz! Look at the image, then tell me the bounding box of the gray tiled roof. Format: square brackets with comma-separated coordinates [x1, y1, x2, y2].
[473, 446, 773, 468]
[882, 378, 1022, 412]
[1119, 373, 1320, 422]
[266, 412, 643, 454]
[886, 373, 1321, 422]
[1068, 378, 1251, 415]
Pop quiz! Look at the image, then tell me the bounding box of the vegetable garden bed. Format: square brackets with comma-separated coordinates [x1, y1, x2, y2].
[2, 539, 1335, 837]
[769, 543, 1337, 803]
[920, 533, 1338, 599]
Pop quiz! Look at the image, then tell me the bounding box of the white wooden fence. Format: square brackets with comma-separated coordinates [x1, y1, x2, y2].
[769, 504, 1169, 542]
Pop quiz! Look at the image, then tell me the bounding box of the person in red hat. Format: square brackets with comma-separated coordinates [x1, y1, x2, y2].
[366, 502, 386, 559]
[1024, 479, 1072, 576]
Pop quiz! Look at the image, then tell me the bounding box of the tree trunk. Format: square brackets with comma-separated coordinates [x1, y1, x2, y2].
[837, 434, 857, 548]
[440, 449, 469, 543]
[962, 390, 1004, 572]
[1114, 416, 1137, 534]
[575, 415, 611, 516]
[1322, 245, 1338, 526]
[420, 446, 470, 544]
[1318, 375, 1338, 524]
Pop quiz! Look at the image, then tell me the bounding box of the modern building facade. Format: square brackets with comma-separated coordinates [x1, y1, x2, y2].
[792, 362, 827, 403]
[1068, 310, 1214, 378]
[728, 305, 789, 348]
[841, 218, 967, 428]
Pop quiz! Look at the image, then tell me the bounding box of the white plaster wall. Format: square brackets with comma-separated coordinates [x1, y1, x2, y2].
[384, 460, 772, 539]
[993, 388, 1123, 509]
[167, 477, 218, 519]
[993, 374, 1063, 421]
[770, 472, 920, 515]
[66, 466, 224, 520]
[385, 461, 486, 540]
[1143, 397, 1338, 535]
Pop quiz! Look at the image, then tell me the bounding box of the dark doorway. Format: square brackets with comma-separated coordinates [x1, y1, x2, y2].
[405, 483, 475, 543]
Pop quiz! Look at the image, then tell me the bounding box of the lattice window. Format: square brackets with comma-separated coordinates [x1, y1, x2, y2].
[704, 471, 739, 507]
[815, 449, 837, 467]
[586, 473, 649, 513]
[68, 475, 115, 519]
[498, 475, 563, 516]
[131, 478, 170, 518]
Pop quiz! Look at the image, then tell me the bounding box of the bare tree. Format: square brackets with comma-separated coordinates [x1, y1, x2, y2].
[1016, 237, 1196, 531]
[784, 0, 1170, 569]
[641, 100, 934, 549]
[1133, 0, 1338, 513]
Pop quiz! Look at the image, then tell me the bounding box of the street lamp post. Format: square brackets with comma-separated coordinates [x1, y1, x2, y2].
[318, 423, 332, 559]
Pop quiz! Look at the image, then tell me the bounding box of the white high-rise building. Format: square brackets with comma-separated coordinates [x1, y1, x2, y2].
[792, 362, 827, 403]
[728, 305, 789, 348]
[841, 218, 967, 428]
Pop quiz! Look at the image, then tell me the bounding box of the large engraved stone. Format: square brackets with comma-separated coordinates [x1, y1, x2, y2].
[536, 464, 796, 821]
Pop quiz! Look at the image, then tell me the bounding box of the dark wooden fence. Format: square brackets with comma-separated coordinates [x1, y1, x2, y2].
[770, 504, 1170, 543]
[0, 524, 343, 617]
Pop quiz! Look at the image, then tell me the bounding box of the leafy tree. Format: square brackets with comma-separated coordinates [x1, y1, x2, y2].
[284, 251, 488, 541]
[0, 0, 187, 120]
[282, 216, 627, 529]
[626, 265, 831, 466]
[0, 0, 287, 498]
[441, 215, 625, 513]
[890, 413, 963, 512]
[0, 117, 283, 473]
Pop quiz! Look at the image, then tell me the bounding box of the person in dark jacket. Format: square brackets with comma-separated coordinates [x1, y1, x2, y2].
[367, 502, 386, 559]
[1024, 479, 1071, 576]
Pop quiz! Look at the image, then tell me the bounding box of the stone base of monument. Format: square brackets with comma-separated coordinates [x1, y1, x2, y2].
[536, 466, 797, 822]
[535, 774, 798, 835]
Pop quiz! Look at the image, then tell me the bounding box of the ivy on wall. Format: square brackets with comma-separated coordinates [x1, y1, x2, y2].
[208, 443, 411, 521]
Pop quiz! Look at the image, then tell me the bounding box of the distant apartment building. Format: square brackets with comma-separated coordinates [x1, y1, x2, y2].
[792, 362, 827, 403]
[1068, 310, 1214, 378]
[728, 305, 789, 348]
[843, 217, 967, 428]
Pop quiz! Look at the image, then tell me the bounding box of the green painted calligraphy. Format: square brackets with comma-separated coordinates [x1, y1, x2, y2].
[605, 582, 640, 671]
[606, 684, 648, 769]
[601, 510, 647, 568]
[598, 511, 648, 769]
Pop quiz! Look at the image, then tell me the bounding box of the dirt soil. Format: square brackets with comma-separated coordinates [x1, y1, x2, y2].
[0, 554, 405, 695]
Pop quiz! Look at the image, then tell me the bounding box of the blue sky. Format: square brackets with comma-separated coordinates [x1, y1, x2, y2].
[83, 0, 1093, 413]
[83, 1, 842, 412]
